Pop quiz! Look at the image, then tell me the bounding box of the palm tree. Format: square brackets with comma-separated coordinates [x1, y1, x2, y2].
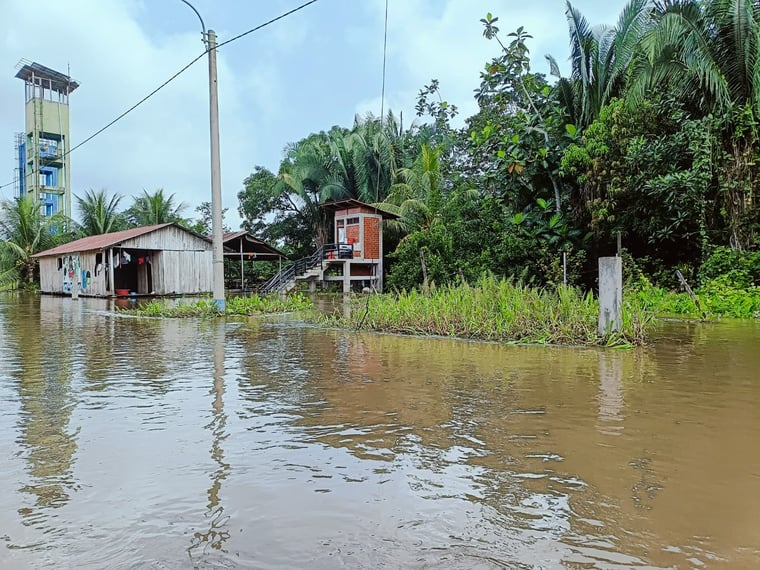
[383, 144, 445, 235]
[556, 0, 651, 128]
[632, 0, 760, 114]
[126, 188, 186, 227]
[630, 0, 760, 248]
[0, 195, 68, 288]
[276, 140, 336, 247]
[75, 188, 125, 236]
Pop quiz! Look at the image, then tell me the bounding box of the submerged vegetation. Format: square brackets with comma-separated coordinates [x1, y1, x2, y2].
[315, 276, 652, 347]
[121, 293, 312, 318]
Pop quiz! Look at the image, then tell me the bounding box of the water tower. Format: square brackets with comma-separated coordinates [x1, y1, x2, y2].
[14, 60, 79, 218]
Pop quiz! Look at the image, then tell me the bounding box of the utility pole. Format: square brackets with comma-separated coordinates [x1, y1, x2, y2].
[207, 29, 225, 311]
[179, 1, 225, 311]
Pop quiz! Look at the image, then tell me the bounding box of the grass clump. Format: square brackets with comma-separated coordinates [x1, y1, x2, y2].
[121, 293, 312, 318]
[315, 275, 652, 346]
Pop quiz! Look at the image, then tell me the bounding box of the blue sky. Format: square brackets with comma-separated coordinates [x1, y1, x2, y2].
[0, 0, 627, 228]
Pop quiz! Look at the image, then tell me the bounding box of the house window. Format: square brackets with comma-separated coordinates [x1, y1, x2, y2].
[346, 217, 359, 225]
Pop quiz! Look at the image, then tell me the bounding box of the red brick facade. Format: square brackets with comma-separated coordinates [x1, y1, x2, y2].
[364, 217, 380, 260]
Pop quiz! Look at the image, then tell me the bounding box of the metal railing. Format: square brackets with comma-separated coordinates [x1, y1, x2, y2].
[258, 243, 352, 294]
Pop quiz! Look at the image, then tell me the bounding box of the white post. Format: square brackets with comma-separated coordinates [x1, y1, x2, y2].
[207, 29, 225, 311]
[598, 257, 622, 335]
[108, 248, 115, 295]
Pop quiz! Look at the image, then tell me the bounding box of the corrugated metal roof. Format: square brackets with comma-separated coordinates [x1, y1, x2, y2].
[321, 199, 399, 219]
[33, 223, 178, 257]
[222, 231, 288, 259]
[15, 61, 80, 94]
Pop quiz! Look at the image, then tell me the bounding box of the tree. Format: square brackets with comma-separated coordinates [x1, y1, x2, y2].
[75, 188, 125, 236]
[188, 201, 230, 236]
[629, 0, 760, 249]
[237, 115, 420, 258]
[0, 195, 69, 288]
[383, 144, 446, 235]
[125, 188, 186, 227]
[554, 0, 651, 129]
[473, 20, 571, 214]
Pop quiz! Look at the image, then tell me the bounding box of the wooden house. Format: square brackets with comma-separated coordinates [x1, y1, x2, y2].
[33, 223, 212, 297]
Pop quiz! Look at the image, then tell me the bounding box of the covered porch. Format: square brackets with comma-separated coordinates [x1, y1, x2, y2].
[222, 231, 288, 291]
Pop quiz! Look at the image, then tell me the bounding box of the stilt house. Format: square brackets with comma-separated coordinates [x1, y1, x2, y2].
[259, 199, 397, 294]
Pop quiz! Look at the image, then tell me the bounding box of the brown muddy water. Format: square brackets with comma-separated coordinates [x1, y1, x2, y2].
[1, 293, 759, 569]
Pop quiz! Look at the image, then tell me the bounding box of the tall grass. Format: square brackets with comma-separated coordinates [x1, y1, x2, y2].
[121, 293, 312, 318]
[316, 275, 652, 346]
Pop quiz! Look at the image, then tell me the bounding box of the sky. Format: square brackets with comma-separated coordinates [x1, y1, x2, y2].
[0, 0, 628, 229]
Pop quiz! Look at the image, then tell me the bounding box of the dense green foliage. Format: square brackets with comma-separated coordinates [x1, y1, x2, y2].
[231, 1, 760, 320]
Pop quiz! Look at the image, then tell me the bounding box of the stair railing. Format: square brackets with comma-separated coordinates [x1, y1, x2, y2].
[259, 244, 333, 294]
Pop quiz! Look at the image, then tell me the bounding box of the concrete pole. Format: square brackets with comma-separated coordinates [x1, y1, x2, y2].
[207, 29, 225, 311]
[598, 256, 622, 335]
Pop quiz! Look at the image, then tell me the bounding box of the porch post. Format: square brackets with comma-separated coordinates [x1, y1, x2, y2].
[108, 248, 115, 295]
[240, 239, 244, 290]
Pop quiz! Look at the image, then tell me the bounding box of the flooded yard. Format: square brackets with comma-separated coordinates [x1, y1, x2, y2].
[1, 293, 759, 568]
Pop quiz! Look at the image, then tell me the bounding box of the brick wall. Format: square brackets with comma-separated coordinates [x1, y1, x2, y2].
[364, 217, 380, 259]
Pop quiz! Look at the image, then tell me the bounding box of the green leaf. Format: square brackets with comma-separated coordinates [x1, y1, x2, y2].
[536, 198, 548, 210]
[565, 124, 577, 137]
[497, 149, 506, 159]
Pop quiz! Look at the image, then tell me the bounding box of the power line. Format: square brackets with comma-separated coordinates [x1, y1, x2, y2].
[0, 0, 321, 197]
[216, 0, 319, 50]
[375, 0, 389, 203]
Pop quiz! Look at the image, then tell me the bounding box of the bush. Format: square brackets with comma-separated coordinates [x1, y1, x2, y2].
[699, 246, 760, 288]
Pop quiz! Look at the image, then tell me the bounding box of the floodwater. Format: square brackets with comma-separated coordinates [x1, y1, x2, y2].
[1, 294, 759, 569]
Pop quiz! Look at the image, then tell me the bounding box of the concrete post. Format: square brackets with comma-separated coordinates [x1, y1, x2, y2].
[207, 29, 225, 311]
[598, 256, 622, 335]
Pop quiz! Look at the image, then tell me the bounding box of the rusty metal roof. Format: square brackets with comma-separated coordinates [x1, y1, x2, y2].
[33, 223, 189, 257]
[222, 231, 288, 259]
[320, 199, 399, 219]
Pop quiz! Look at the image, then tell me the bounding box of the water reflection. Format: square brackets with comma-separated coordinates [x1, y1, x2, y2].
[596, 351, 624, 435]
[188, 322, 231, 563]
[8, 296, 79, 521]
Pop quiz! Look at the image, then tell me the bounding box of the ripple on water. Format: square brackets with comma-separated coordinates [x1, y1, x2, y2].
[1, 297, 760, 568]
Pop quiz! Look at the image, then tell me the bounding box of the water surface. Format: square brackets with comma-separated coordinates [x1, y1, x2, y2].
[1, 293, 758, 568]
